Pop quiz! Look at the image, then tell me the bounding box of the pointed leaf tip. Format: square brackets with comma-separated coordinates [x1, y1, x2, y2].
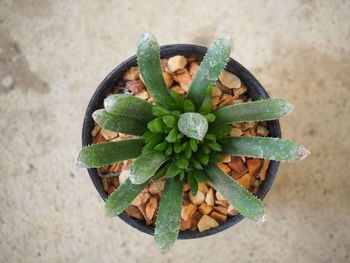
[76, 139, 145, 168]
[205, 164, 265, 222]
[186, 36, 232, 108]
[92, 109, 147, 136]
[139, 31, 156, 43]
[137, 32, 172, 109]
[222, 136, 310, 162]
[213, 98, 294, 128]
[154, 178, 183, 253]
[103, 94, 154, 123]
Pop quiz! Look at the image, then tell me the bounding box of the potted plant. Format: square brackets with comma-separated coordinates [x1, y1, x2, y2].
[76, 32, 309, 253]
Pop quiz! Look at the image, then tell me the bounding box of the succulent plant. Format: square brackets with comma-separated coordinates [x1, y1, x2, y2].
[76, 32, 310, 253]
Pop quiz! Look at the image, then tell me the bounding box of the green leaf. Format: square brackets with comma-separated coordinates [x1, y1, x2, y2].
[205, 113, 216, 123]
[154, 141, 168, 151]
[130, 151, 169, 184]
[176, 133, 184, 139]
[212, 99, 293, 128]
[165, 127, 178, 143]
[196, 151, 209, 165]
[165, 162, 182, 178]
[181, 141, 189, 152]
[204, 133, 216, 141]
[191, 170, 209, 183]
[172, 111, 181, 117]
[165, 144, 173, 156]
[105, 178, 149, 216]
[209, 152, 223, 163]
[189, 138, 198, 152]
[179, 171, 185, 181]
[187, 36, 232, 109]
[200, 144, 211, 154]
[105, 163, 169, 216]
[155, 178, 184, 253]
[173, 142, 182, 153]
[152, 105, 171, 117]
[162, 115, 177, 128]
[169, 90, 181, 106]
[93, 109, 147, 136]
[76, 139, 144, 168]
[199, 95, 212, 115]
[183, 99, 196, 112]
[205, 164, 265, 222]
[210, 125, 232, 139]
[188, 174, 198, 196]
[104, 94, 154, 122]
[184, 147, 192, 158]
[143, 131, 154, 143]
[222, 136, 310, 162]
[141, 133, 163, 154]
[178, 112, 208, 141]
[147, 118, 165, 133]
[137, 32, 172, 109]
[176, 156, 189, 169]
[207, 141, 222, 152]
[190, 158, 203, 170]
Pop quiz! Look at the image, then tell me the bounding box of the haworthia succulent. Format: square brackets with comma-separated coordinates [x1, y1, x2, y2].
[222, 136, 310, 162]
[104, 94, 154, 123]
[212, 98, 293, 128]
[137, 32, 173, 109]
[76, 139, 145, 168]
[205, 164, 265, 222]
[93, 109, 147, 136]
[155, 177, 184, 253]
[105, 163, 169, 216]
[129, 151, 169, 184]
[178, 112, 208, 141]
[186, 36, 232, 109]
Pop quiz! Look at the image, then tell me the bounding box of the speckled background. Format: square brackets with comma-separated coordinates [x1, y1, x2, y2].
[1, 0, 349, 262]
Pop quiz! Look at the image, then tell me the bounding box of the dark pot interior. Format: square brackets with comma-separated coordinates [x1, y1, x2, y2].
[82, 44, 281, 239]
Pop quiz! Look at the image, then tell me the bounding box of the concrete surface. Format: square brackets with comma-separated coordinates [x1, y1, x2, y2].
[1, 0, 349, 262]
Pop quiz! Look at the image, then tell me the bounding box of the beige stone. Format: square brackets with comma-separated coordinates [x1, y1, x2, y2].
[219, 70, 241, 89]
[230, 127, 243, 136]
[123, 66, 139, 80]
[189, 61, 200, 76]
[99, 129, 119, 140]
[181, 203, 197, 221]
[131, 192, 151, 207]
[148, 180, 165, 195]
[257, 125, 269, 136]
[198, 203, 213, 215]
[135, 90, 149, 100]
[189, 191, 205, 205]
[145, 197, 158, 222]
[198, 183, 209, 194]
[212, 85, 223, 97]
[205, 188, 215, 206]
[118, 170, 129, 185]
[162, 71, 173, 88]
[167, 55, 187, 72]
[125, 206, 143, 219]
[197, 215, 219, 232]
[171, 85, 186, 95]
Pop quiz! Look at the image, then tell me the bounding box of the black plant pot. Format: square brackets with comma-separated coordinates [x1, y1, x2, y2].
[82, 44, 281, 239]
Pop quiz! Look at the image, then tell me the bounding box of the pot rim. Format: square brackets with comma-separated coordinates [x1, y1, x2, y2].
[82, 44, 281, 239]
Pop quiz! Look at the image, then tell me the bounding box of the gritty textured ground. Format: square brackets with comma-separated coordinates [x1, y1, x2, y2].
[0, 0, 349, 262]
